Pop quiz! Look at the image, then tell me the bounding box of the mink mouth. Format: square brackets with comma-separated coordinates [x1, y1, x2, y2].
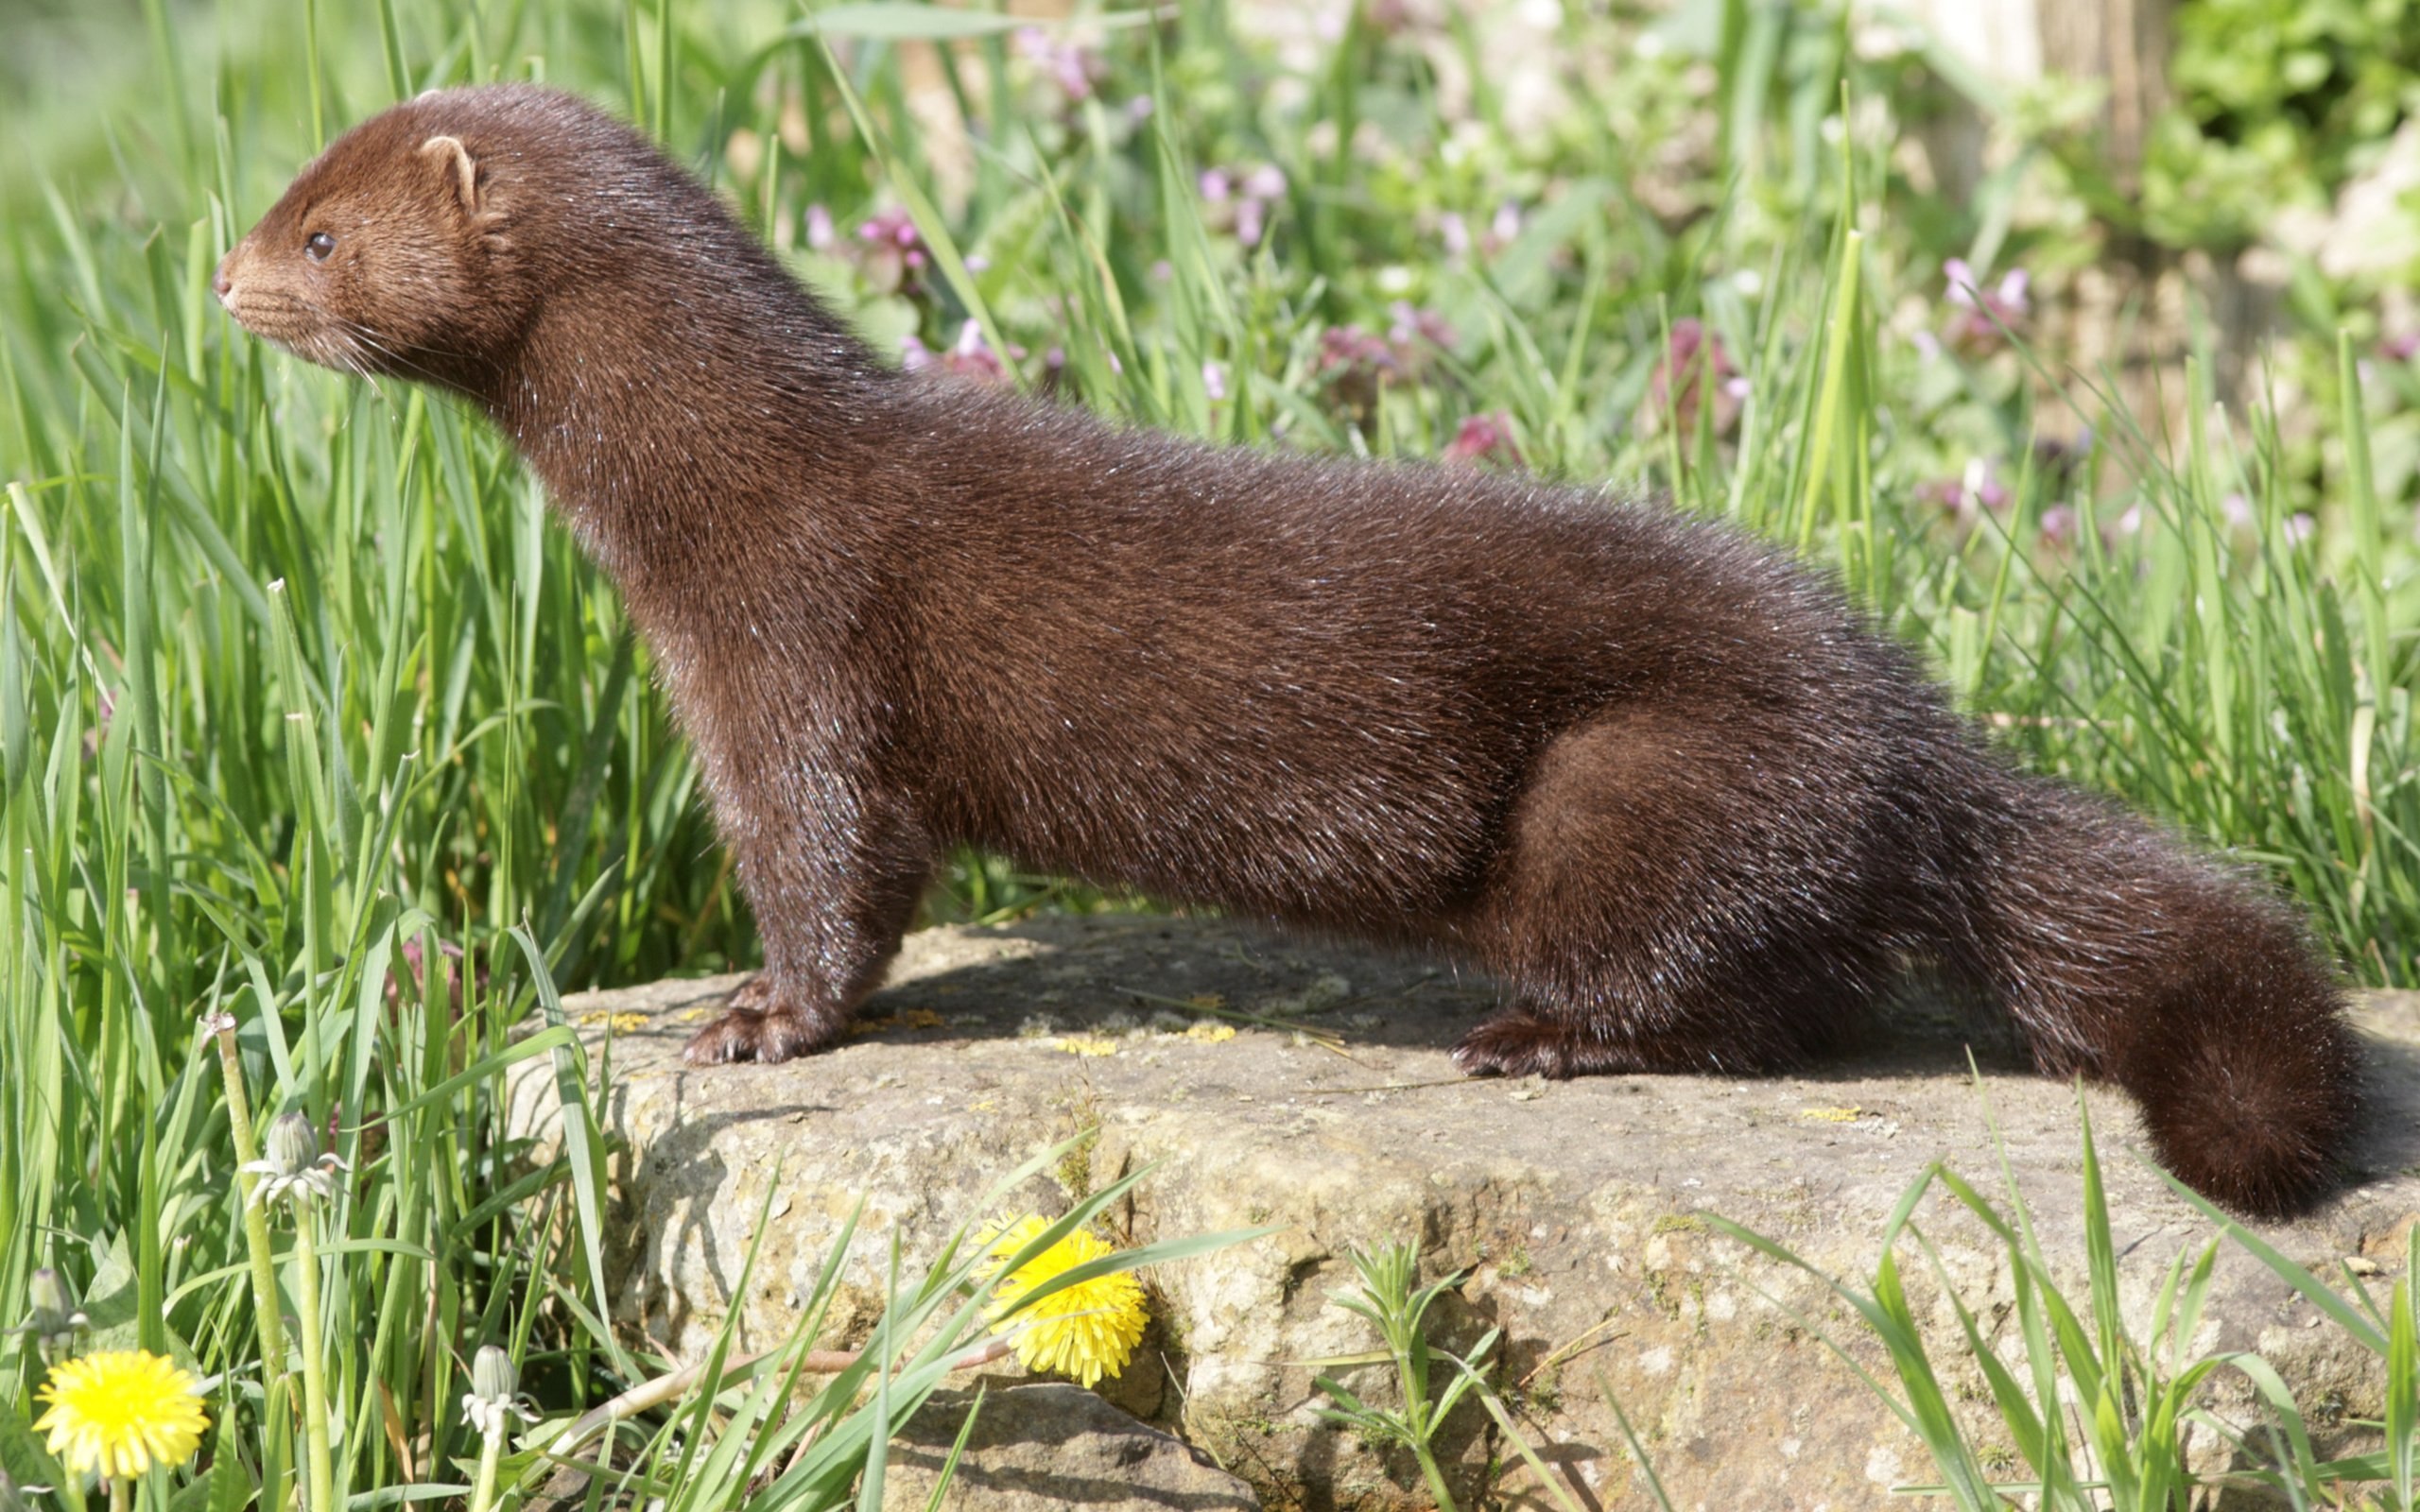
[218, 289, 373, 375]
[218, 289, 323, 352]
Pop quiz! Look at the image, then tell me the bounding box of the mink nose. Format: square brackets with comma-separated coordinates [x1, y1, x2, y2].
[212, 258, 233, 301]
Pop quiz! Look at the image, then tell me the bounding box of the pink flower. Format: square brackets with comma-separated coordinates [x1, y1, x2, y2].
[2383, 330, 2420, 363]
[1943, 258, 2029, 355]
[1443, 411, 1522, 468]
[804, 203, 836, 251]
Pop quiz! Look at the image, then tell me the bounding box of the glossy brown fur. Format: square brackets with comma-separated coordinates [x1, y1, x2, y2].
[219, 85, 2361, 1215]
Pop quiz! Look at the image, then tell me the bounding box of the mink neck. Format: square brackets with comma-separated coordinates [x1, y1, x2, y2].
[476, 246, 892, 598]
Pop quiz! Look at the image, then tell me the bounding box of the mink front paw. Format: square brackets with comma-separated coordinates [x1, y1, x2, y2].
[683, 993, 842, 1065]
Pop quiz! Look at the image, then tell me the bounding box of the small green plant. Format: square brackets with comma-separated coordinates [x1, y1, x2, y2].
[1703, 1091, 2420, 1510]
[1312, 1243, 1497, 1511]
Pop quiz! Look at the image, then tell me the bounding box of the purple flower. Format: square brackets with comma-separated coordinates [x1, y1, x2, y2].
[1201, 361, 1227, 401]
[1383, 303, 1457, 380]
[80, 682, 117, 761]
[1241, 165, 1288, 201]
[2031, 429, 2093, 486]
[1387, 301, 1456, 355]
[2384, 330, 2420, 364]
[1438, 212, 1471, 259]
[1014, 27, 1101, 103]
[1942, 258, 2029, 356]
[1443, 411, 1523, 469]
[1649, 318, 1745, 438]
[1487, 201, 1523, 252]
[1319, 325, 1398, 375]
[804, 203, 836, 251]
[1200, 166, 1286, 248]
[2037, 505, 2078, 548]
[905, 321, 1017, 387]
[1914, 459, 2012, 520]
[856, 207, 929, 294]
[1316, 325, 1402, 413]
[860, 206, 924, 251]
[390, 936, 481, 1013]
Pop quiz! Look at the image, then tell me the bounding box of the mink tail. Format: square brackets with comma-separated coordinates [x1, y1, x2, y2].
[1927, 761, 2361, 1217]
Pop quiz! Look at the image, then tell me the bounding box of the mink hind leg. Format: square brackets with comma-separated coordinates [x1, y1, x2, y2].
[682, 787, 935, 1066]
[1448, 712, 1906, 1079]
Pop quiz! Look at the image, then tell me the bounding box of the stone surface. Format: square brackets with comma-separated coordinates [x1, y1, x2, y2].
[880, 1383, 1260, 1511]
[509, 917, 2420, 1512]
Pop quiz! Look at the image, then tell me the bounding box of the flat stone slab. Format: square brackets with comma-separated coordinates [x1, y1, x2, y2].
[510, 916, 2419, 1511]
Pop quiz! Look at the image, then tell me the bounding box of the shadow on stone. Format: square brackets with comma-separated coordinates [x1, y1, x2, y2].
[884, 1383, 1259, 1510]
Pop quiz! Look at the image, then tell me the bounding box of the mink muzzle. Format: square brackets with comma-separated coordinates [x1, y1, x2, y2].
[218, 83, 2363, 1217]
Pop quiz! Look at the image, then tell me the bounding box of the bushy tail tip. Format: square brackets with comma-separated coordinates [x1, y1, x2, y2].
[1949, 777, 2360, 1217]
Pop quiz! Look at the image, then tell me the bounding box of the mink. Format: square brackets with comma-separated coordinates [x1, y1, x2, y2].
[216, 84, 2360, 1216]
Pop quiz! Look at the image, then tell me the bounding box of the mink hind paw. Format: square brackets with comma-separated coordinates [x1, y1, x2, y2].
[1453, 1005, 1789, 1077]
[682, 1000, 842, 1065]
[1452, 1010, 1596, 1079]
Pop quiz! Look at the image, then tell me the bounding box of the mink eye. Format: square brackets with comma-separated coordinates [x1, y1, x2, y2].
[305, 231, 337, 261]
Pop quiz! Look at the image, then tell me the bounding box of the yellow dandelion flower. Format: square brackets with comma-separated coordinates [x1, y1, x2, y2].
[976, 1214, 1150, 1389]
[34, 1350, 210, 1480]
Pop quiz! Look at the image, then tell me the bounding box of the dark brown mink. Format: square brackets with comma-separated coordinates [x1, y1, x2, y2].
[216, 83, 2360, 1217]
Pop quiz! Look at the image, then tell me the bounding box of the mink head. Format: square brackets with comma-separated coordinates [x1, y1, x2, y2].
[217, 85, 697, 396]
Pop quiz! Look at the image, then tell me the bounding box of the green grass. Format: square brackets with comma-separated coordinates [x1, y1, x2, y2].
[1, 0, 2415, 1507]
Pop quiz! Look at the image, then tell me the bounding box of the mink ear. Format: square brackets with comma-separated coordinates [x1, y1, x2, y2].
[419, 135, 480, 216]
